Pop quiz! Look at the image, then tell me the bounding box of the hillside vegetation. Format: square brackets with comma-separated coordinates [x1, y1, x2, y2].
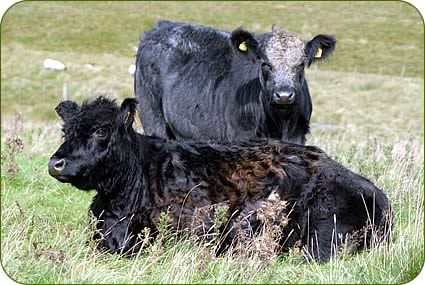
[1, 1, 423, 119]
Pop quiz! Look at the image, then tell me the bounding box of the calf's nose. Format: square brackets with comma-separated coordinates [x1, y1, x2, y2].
[48, 158, 66, 177]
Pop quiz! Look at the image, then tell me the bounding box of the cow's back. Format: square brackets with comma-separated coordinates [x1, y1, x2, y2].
[136, 21, 261, 140]
[138, 21, 231, 75]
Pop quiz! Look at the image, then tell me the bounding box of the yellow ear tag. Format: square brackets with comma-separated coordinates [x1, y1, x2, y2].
[124, 111, 131, 124]
[315, 47, 322, 58]
[239, 41, 248, 52]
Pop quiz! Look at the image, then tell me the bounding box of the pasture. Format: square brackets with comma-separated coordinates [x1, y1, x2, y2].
[1, 1, 424, 283]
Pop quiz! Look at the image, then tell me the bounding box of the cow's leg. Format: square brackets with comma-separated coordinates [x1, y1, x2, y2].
[303, 218, 337, 262]
[93, 213, 136, 254]
[135, 61, 174, 139]
[139, 93, 170, 138]
[137, 86, 171, 139]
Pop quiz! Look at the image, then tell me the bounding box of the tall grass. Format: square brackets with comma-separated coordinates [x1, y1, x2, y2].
[1, 121, 423, 283]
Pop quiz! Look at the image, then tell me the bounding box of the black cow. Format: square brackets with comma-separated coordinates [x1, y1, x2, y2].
[48, 97, 391, 262]
[135, 21, 336, 144]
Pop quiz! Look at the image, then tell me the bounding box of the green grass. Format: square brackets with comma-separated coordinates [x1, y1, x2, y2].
[2, 1, 423, 78]
[1, 120, 423, 283]
[1, 1, 424, 284]
[1, 1, 424, 119]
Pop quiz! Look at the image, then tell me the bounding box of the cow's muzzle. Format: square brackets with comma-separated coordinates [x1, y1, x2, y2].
[272, 87, 295, 105]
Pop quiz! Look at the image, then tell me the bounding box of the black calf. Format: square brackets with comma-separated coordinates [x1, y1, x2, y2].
[49, 97, 391, 262]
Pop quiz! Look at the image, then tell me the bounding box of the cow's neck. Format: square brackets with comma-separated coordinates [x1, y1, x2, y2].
[235, 78, 265, 130]
[262, 106, 309, 144]
[95, 142, 148, 207]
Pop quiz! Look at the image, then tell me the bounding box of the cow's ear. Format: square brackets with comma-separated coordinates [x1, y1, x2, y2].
[230, 28, 259, 62]
[305, 34, 336, 67]
[118, 98, 138, 127]
[55, 101, 80, 121]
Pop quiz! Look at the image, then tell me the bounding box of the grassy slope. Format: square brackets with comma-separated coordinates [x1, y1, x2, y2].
[1, 1, 423, 119]
[1, 1, 424, 284]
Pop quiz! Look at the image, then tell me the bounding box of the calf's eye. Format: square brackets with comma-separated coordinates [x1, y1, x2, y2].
[94, 128, 108, 138]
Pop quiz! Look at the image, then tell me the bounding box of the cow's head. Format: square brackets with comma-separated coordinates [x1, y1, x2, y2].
[230, 26, 336, 105]
[48, 97, 138, 190]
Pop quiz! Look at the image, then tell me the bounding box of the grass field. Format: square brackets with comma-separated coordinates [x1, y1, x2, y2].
[1, 1, 424, 284]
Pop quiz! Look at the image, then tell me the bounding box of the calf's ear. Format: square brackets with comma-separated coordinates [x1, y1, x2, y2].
[55, 101, 80, 121]
[230, 28, 259, 62]
[305, 34, 336, 67]
[118, 98, 138, 127]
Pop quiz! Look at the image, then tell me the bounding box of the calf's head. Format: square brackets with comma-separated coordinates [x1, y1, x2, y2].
[230, 25, 336, 105]
[48, 97, 138, 190]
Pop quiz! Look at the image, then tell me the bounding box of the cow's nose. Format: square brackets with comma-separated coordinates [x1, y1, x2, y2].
[273, 88, 295, 104]
[48, 158, 66, 177]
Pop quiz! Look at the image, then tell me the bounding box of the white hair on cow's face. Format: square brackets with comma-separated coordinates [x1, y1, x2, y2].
[264, 27, 306, 82]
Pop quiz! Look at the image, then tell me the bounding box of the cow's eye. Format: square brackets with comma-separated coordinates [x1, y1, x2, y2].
[261, 63, 272, 83]
[261, 63, 272, 78]
[261, 63, 272, 73]
[93, 128, 108, 138]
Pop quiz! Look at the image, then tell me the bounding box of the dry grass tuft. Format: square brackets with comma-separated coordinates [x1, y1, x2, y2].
[2, 114, 25, 175]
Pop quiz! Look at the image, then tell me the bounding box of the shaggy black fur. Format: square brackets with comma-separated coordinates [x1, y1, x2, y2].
[49, 97, 391, 262]
[135, 20, 336, 144]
